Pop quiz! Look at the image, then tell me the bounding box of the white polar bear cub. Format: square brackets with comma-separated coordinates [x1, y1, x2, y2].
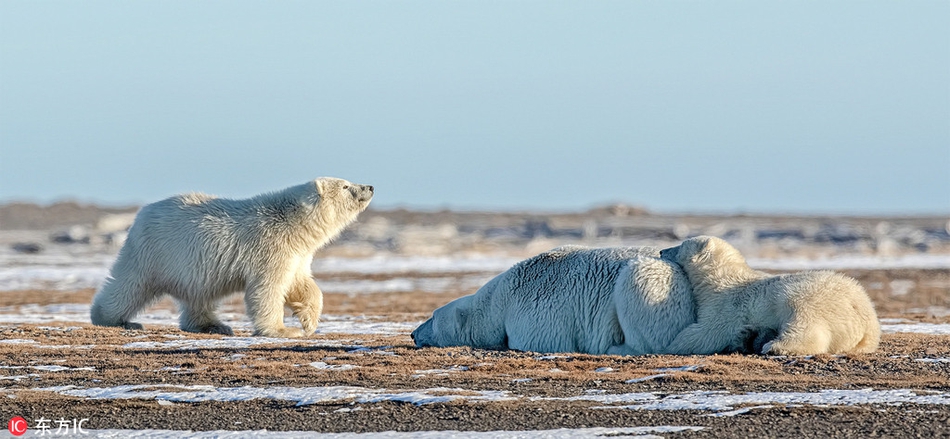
[662, 236, 880, 355]
[412, 246, 695, 355]
[91, 178, 373, 338]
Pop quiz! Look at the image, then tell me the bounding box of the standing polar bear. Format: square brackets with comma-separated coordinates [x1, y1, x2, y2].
[412, 246, 695, 355]
[91, 177, 374, 337]
[662, 236, 880, 355]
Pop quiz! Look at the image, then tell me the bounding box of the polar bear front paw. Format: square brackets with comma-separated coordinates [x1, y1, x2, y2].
[289, 302, 320, 334]
[121, 322, 144, 330]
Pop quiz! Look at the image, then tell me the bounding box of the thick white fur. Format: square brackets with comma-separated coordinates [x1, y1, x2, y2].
[90, 177, 373, 337]
[411, 246, 695, 355]
[663, 236, 881, 355]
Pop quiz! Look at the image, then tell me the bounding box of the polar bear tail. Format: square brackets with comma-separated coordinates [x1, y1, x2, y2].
[852, 327, 881, 353]
[852, 308, 882, 354]
[840, 275, 881, 354]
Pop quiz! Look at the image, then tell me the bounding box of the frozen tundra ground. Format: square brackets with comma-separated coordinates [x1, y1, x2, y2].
[0, 209, 949, 438]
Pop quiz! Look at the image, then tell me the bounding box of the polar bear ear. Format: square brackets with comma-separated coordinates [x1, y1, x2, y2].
[685, 238, 714, 266]
[297, 180, 322, 207]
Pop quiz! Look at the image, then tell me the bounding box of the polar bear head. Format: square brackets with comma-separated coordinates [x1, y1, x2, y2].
[661, 236, 754, 291]
[314, 177, 374, 211]
[303, 177, 374, 232]
[269, 177, 373, 250]
[411, 295, 476, 348]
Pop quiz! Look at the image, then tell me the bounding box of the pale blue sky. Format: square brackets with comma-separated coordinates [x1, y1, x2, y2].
[1, 1, 948, 213]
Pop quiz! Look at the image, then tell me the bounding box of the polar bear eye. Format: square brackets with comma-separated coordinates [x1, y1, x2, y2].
[342, 185, 349, 190]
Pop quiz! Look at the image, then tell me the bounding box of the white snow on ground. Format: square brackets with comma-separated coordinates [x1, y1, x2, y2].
[0, 265, 110, 291]
[4, 307, 950, 337]
[310, 361, 359, 371]
[77, 426, 705, 439]
[311, 254, 523, 275]
[0, 365, 95, 372]
[625, 374, 671, 384]
[0, 306, 419, 337]
[574, 388, 950, 411]
[2, 251, 948, 291]
[37, 384, 518, 406]
[121, 337, 349, 350]
[318, 274, 494, 295]
[881, 323, 950, 335]
[746, 254, 950, 271]
[879, 318, 950, 335]
[28, 385, 950, 412]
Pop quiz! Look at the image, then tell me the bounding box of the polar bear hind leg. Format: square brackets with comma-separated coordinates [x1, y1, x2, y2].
[761, 322, 831, 355]
[91, 273, 160, 330]
[740, 326, 779, 354]
[178, 294, 234, 335]
[851, 324, 881, 353]
[664, 323, 737, 355]
[287, 276, 323, 335]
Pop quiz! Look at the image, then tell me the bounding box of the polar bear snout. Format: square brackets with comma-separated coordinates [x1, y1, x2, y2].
[659, 246, 679, 260]
[350, 184, 374, 203]
[411, 318, 434, 347]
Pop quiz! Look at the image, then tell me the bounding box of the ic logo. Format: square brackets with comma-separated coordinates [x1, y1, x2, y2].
[8, 416, 28, 436]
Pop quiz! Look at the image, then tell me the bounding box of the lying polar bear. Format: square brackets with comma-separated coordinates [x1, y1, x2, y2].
[662, 236, 880, 355]
[411, 246, 695, 355]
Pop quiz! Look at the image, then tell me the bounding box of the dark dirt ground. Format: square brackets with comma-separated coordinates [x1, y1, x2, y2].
[0, 269, 949, 438]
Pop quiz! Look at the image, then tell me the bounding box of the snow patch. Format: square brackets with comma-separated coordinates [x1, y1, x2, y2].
[706, 405, 774, 417]
[587, 388, 950, 411]
[747, 254, 950, 271]
[0, 365, 95, 372]
[311, 254, 522, 276]
[310, 362, 358, 371]
[37, 384, 518, 406]
[122, 337, 345, 350]
[880, 323, 950, 335]
[625, 374, 671, 384]
[31, 385, 950, 413]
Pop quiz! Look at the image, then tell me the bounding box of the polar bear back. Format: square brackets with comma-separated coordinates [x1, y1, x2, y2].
[114, 195, 262, 299]
[765, 270, 880, 353]
[502, 246, 655, 352]
[111, 182, 326, 300]
[412, 245, 696, 355]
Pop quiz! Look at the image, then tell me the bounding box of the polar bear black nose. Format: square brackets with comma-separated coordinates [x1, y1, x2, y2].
[366, 185, 374, 192]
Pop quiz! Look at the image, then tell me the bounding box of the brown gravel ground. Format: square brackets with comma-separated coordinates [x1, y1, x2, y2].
[0, 268, 948, 438]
